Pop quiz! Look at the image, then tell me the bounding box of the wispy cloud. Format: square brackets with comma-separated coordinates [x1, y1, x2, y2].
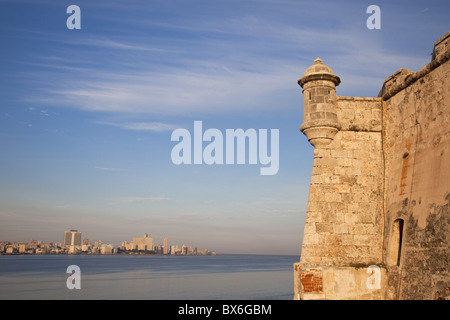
[74, 38, 165, 52]
[31, 63, 298, 116]
[26, 18, 430, 116]
[94, 166, 122, 172]
[13, 1, 441, 118]
[97, 121, 179, 132]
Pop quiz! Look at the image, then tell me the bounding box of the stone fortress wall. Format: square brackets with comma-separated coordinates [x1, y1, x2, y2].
[294, 31, 450, 300]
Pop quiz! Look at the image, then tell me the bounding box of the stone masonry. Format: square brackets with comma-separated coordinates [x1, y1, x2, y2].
[294, 31, 450, 300]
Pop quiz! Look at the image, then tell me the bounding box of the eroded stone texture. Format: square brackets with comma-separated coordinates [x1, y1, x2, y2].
[382, 35, 450, 298]
[294, 31, 450, 300]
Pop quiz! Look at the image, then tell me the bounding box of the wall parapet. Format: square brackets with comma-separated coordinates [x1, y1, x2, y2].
[336, 96, 382, 132]
[379, 31, 450, 101]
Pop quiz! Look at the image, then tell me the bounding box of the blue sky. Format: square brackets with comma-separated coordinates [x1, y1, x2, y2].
[0, 0, 448, 254]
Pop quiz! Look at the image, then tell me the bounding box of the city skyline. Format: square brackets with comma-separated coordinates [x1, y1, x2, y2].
[1, 228, 217, 255]
[0, 227, 221, 254]
[1, 1, 449, 255]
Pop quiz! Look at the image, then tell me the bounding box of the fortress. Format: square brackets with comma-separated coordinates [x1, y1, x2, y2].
[294, 31, 450, 300]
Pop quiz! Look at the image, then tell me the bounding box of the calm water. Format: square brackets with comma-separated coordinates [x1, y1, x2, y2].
[0, 254, 297, 300]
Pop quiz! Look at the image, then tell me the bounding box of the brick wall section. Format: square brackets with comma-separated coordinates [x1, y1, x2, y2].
[301, 269, 323, 293]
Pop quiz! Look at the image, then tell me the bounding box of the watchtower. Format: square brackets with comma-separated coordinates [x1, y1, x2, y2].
[298, 58, 341, 149]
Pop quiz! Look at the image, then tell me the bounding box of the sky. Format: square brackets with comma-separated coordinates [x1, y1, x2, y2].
[0, 0, 448, 255]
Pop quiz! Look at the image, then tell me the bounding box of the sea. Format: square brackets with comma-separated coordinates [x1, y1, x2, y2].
[0, 254, 298, 300]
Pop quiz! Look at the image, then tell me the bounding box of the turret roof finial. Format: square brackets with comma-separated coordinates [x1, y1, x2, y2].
[298, 57, 341, 87]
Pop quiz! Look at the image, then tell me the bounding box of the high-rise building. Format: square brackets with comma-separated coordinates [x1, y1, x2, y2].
[132, 233, 153, 251]
[163, 238, 168, 255]
[63, 230, 82, 247]
[154, 243, 162, 254]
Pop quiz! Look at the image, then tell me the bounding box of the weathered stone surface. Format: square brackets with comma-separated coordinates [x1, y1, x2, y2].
[294, 31, 450, 300]
[381, 32, 450, 299]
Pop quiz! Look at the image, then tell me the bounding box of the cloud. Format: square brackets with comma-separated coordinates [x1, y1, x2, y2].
[39, 64, 295, 116]
[94, 166, 121, 171]
[97, 121, 179, 132]
[73, 38, 165, 53]
[21, 0, 436, 118]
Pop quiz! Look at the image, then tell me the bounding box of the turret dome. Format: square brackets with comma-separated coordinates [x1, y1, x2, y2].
[298, 58, 341, 87]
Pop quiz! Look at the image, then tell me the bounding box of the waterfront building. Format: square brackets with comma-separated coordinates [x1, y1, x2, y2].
[132, 233, 153, 251]
[63, 229, 82, 247]
[163, 238, 169, 255]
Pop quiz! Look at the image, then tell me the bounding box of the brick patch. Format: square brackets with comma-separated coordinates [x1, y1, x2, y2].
[301, 269, 323, 293]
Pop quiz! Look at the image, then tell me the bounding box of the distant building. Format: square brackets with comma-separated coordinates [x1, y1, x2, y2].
[125, 242, 136, 251]
[6, 246, 17, 254]
[163, 238, 169, 255]
[91, 246, 100, 254]
[28, 238, 38, 249]
[100, 244, 114, 254]
[63, 230, 82, 247]
[154, 243, 162, 254]
[18, 244, 27, 253]
[81, 243, 91, 253]
[132, 233, 153, 251]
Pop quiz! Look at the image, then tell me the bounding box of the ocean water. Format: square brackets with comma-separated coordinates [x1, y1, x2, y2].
[0, 254, 298, 300]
